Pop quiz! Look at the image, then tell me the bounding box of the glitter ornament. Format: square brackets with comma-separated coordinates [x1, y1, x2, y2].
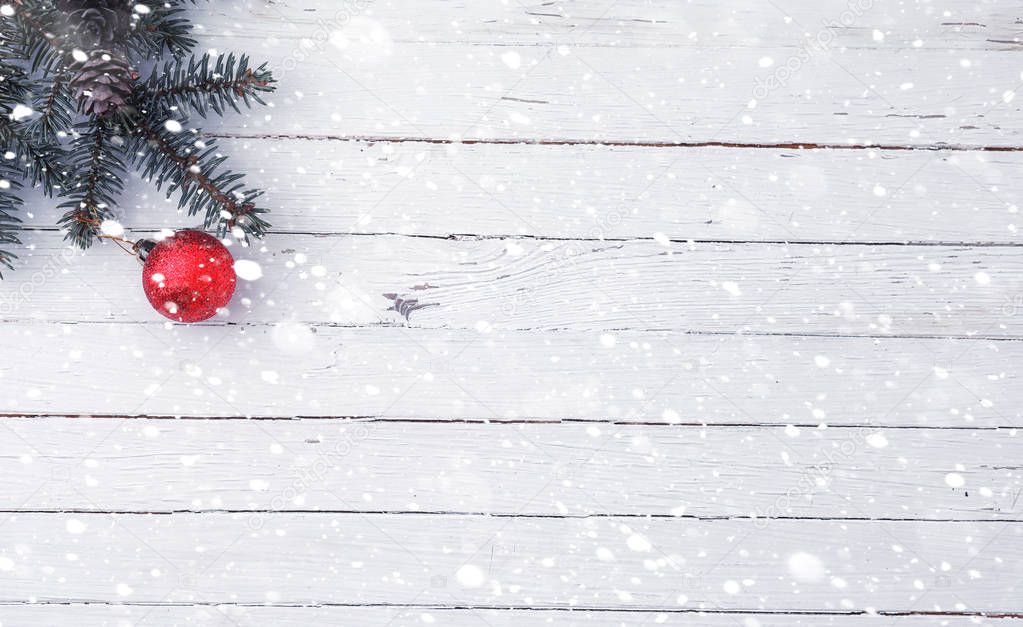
[140, 230, 236, 322]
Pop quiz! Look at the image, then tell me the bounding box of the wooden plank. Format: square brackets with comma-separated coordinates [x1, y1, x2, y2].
[1, 418, 1019, 520]
[0, 513, 1017, 611]
[200, 0, 1023, 51]
[1, 604, 1014, 625]
[194, 36, 1023, 146]
[3, 231, 1022, 337]
[0, 325, 1016, 426]
[26, 139, 1022, 245]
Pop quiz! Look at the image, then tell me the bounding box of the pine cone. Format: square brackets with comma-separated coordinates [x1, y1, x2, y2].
[58, 0, 133, 48]
[70, 50, 137, 116]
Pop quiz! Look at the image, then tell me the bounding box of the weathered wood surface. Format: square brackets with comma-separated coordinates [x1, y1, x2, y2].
[1, 418, 1018, 519]
[0, 325, 1017, 426]
[5, 606, 1014, 626]
[0, 513, 1018, 611]
[5, 231, 1023, 337]
[205, 0, 1023, 50]
[26, 139, 1023, 245]
[3, 0, 1022, 624]
[198, 39, 1023, 147]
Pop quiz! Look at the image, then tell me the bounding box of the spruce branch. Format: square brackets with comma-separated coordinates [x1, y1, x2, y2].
[28, 72, 74, 140]
[57, 118, 125, 248]
[130, 115, 269, 239]
[0, 114, 67, 194]
[4, 1, 69, 74]
[144, 54, 274, 118]
[0, 161, 23, 275]
[0, 62, 31, 108]
[126, 4, 196, 58]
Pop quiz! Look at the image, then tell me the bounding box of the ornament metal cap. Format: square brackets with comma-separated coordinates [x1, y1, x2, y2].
[134, 238, 157, 263]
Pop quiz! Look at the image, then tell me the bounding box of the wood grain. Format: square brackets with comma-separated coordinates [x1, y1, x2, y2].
[0, 324, 1016, 426]
[4, 230, 1021, 336]
[24, 138, 1021, 245]
[0, 418, 1018, 520]
[202, 0, 1023, 50]
[194, 37, 1023, 147]
[0, 513, 1018, 611]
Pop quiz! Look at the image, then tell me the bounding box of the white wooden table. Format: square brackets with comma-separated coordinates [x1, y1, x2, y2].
[1, 0, 1022, 624]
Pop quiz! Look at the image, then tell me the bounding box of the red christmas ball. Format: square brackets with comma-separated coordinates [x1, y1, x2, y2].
[141, 230, 236, 323]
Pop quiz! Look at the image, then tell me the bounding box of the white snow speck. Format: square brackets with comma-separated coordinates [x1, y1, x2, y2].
[945, 473, 965, 488]
[600, 333, 617, 348]
[260, 370, 279, 385]
[866, 432, 889, 448]
[501, 51, 522, 69]
[100, 220, 124, 237]
[116, 583, 133, 596]
[164, 119, 183, 133]
[973, 272, 991, 285]
[66, 519, 86, 534]
[933, 366, 949, 379]
[723, 580, 741, 594]
[787, 552, 826, 582]
[626, 533, 652, 552]
[234, 259, 263, 281]
[721, 281, 742, 296]
[11, 104, 33, 121]
[814, 355, 830, 368]
[0, 556, 13, 571]
[596, 547, 615, 561]
[456, 564, 486, 588]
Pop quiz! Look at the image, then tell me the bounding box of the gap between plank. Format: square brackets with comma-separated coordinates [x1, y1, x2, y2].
[0, 509, 1018, 523]
[209, 132, 1023, 153]
[1, 601, 1020, 618]
[0, 413, 1017, 430]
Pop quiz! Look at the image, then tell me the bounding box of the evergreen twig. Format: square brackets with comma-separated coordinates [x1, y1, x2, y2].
[0, 161, 23, 275]
[57, 118, 125, 248]
[143, 54, 274, 118]
[131, 115, 269, 239]
[28, 72, 74, 140]
[126, 4, 196, 58]
[0, 114, 67, 194]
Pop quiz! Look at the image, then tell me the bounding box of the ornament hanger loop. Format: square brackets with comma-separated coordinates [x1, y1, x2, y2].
[96, 233, 139, 257]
